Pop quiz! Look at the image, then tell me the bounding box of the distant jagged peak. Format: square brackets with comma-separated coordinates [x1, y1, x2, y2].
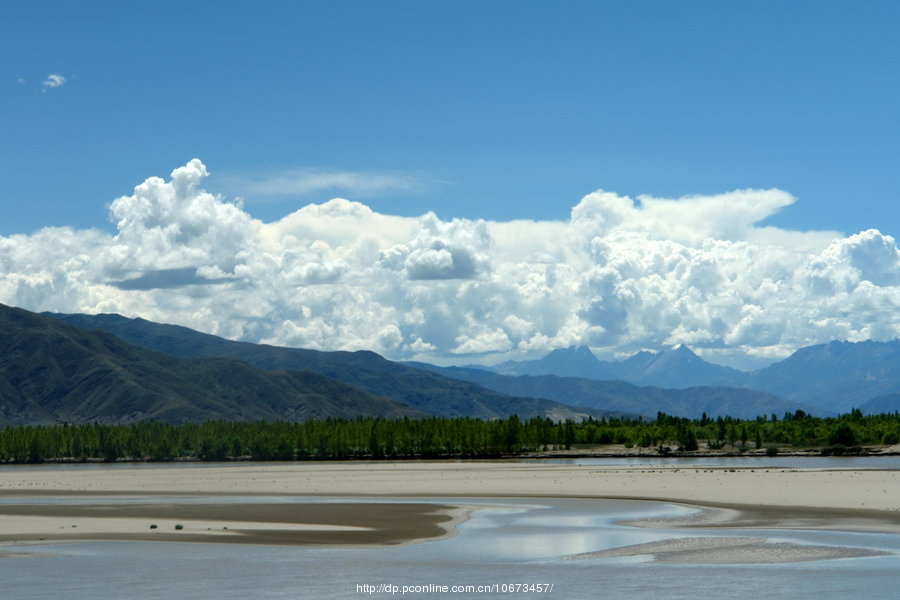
[496, 344, 611, 379]
[545, 345, 598, 359]
[667, 344, 701, 360]
[640, 345, 697, 368]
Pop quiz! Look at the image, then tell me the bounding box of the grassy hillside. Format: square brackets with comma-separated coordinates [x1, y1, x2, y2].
[49, 312, 615, 421]
[1, 304, 419, 424]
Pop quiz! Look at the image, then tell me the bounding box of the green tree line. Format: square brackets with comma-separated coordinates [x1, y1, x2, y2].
[0, 410, 897, 463]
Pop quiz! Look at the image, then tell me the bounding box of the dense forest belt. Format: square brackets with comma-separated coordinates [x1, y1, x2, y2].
[0, 411, 897, 463]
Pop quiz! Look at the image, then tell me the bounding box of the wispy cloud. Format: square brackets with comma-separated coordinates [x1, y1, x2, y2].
[42, 74, 66, 92]
[228, 168, 433, 200]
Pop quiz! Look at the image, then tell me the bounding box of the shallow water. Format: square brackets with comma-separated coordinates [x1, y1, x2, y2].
[2, 497, 898, 600]
[526, 455, 900, 469]
[1, 454, 897, 472]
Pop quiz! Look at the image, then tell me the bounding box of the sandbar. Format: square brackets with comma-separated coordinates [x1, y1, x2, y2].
[0, 501, 463, 547]
[565, 536, 890, 563]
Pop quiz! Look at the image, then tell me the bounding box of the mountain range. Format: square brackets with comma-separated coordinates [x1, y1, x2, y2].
[743, 340, 900, 413]
[407, 363, 823, 420]
[2, 305, 608, 424]
[51, 312, 798, 419]
[476, 343, 900, 414]
[2, 302, 897, 425]
[489, 344, 742, 388]
[0, 304, 418, 424]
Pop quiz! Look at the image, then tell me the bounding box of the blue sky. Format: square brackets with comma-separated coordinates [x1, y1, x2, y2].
[4, 0, 899, 235]
[2, 1, 899, 368]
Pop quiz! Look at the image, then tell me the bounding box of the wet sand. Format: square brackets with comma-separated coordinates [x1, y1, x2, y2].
[619, 502, 900, 534]
[0, 502, 464, 547]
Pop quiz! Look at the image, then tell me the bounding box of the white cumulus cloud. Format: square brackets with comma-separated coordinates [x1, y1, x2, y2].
[1, 159, 898, 369]
[381, 213, 492, 280]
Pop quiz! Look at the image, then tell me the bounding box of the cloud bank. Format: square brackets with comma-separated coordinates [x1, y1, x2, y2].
[2, 159, 898, 369]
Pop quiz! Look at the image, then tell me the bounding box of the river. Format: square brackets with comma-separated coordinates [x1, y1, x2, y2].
[2, 494, 898, 600]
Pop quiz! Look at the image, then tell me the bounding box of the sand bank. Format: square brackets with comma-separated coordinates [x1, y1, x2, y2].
[0, 461, 896, 509]
[565, 536, 890, 563]
[0, 502, 463, 546]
